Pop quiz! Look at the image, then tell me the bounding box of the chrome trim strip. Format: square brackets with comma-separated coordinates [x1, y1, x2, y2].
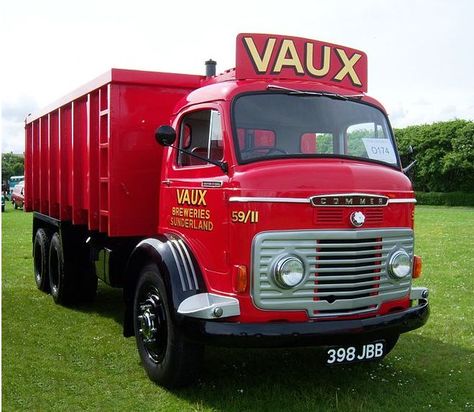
[229, 196, 416, 204]
[388, 198, 417, 204]
[229, 196, 310, 204]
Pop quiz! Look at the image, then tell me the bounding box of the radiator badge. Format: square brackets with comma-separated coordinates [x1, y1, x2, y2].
[310, 194, 389, 207]
[350, 211, 366, 227]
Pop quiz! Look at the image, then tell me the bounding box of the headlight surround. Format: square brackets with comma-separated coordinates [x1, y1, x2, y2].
[274, 256, 305, 289]
[388, 250, 411, 279]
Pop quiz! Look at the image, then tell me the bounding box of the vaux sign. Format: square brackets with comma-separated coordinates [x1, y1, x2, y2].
[235, 33, 368, 92]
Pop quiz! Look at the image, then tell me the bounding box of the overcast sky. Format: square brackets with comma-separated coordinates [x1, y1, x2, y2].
[1, 0, 473, 153]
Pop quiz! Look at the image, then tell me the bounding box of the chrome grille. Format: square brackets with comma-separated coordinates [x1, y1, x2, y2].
[252, 229, 413, 318]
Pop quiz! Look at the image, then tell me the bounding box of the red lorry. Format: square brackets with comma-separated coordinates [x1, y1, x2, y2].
[25, 33, 429, 387]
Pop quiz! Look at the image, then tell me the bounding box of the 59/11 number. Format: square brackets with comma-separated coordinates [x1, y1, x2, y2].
[231, 210, 259, 224]
[327, 342, 384, 364]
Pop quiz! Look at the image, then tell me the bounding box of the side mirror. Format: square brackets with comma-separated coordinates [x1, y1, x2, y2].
[155, 125, 176, 146]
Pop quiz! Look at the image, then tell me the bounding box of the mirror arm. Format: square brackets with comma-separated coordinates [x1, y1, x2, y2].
[170, 145, 228, 174]
[403, 160, 416, 175]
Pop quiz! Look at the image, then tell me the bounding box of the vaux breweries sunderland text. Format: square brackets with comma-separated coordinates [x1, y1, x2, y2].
[170, 189, 213, 231]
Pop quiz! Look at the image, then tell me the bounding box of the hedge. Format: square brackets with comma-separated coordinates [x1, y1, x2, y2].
[394, 120, 474, 193]
[415, 192, 474, 207]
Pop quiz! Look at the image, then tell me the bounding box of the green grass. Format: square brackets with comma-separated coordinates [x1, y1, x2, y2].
[2, 204, 473, 411]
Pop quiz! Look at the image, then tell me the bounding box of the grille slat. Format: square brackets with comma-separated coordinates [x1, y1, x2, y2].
[252, 229, 413, 318]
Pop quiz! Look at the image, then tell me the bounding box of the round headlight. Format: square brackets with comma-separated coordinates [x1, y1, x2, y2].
[274, 256, 305, 289]
[388, 250, 411, 279]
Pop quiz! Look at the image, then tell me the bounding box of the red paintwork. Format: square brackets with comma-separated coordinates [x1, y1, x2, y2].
[26, 34, 415, 323]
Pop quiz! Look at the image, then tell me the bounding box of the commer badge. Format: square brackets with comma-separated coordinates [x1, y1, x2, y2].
[350, 211, 366, 227]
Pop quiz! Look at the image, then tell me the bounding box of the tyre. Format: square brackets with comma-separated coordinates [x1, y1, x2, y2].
[33, 228, 51, 292]
[133, 264, 203, 388]
[49, 232, 75, 305]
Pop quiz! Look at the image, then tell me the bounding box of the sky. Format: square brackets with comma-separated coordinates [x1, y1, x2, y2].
[1, 0, 473, 153]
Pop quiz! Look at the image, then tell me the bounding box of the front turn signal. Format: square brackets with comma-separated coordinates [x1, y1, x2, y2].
[412, 255, 422, 278]
[232, 265, 248, 293]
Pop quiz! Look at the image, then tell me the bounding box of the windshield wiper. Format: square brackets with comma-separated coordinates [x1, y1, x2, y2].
[267, 85, 364, 100]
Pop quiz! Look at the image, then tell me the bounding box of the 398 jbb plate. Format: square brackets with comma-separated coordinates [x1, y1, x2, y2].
[326, 341, 385, 365]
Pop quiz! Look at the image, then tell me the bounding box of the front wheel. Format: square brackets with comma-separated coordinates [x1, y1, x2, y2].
[133, 264, 203, 388]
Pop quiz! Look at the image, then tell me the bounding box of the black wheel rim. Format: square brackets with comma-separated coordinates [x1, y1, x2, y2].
[137, 285, 167, 363]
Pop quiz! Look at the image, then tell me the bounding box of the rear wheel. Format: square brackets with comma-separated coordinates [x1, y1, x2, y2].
[133, 264, 203, 388]
[49, 232, 75, 305]
[33, 228, 51, 292]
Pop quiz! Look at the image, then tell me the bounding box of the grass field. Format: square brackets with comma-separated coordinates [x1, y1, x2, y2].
[2, 204, 473, 411]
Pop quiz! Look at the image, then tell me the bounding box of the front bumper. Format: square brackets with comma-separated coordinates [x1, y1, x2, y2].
[180, 297, 429, 348]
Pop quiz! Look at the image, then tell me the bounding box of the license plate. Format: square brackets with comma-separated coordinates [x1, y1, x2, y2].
[326, 341, 385, 365]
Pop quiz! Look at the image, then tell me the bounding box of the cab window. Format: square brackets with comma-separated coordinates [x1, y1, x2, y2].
[178, 110, 223, 167]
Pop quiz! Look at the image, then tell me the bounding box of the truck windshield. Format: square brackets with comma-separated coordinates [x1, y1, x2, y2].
[233, 93, 399, 167]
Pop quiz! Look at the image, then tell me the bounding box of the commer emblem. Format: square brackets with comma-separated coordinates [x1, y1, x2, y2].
[350, 211, 366, 227]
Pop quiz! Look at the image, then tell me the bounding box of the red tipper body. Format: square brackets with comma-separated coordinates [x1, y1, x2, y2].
[25, 69, 203, 236]
[26, 34, 429, 382]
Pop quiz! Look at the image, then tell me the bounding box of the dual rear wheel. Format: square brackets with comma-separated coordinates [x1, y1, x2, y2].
[33, 227, 97, 305]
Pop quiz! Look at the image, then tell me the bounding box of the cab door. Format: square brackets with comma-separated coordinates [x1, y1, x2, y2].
[160, 106, 230, 277]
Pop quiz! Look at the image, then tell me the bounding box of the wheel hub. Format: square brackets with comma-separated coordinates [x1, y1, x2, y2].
[138, 303, 157, 343]
[137, 293, 166, 362]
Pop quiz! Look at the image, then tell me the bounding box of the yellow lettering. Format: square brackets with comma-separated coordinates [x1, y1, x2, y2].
[197, 190, 207, 206]
[306, 44, 330, 77]
[243, 36, 276, 73]
[273, 39, 304, 74]
[176, 189, 207, 206]
[333, 49, 362, 86]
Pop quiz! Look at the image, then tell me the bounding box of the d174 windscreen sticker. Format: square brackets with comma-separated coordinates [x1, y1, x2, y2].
[362, 138, 397, 164]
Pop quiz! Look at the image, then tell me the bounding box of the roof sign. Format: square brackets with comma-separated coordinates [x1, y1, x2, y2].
[235, 33, 368, 92]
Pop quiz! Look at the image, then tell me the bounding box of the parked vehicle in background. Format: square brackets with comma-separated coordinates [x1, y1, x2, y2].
[12, 181, 24, 209]
[8, 175, 24, 196]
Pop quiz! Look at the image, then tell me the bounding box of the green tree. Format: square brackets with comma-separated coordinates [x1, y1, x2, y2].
[2, 153, 25, 184]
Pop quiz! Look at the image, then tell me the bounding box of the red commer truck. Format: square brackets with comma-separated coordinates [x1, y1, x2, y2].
[25, 33, 429, 388]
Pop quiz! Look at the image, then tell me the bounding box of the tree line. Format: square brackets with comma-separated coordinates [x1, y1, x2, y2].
[394, 119, 474, 193]
[1, 120, 473, 193]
